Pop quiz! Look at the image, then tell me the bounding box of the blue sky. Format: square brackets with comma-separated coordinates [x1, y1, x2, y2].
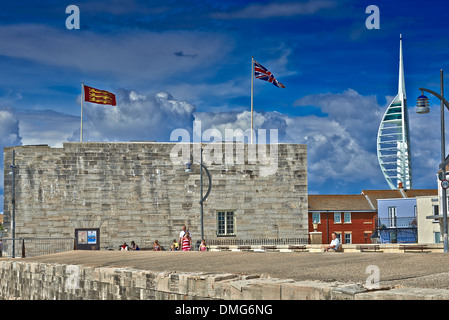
[1, 0, 449, 211]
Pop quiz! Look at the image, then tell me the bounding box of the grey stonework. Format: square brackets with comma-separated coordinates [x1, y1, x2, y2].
[3, 142, 307, 249]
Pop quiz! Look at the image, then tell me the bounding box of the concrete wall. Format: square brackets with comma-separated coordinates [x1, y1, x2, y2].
[416, 196, 440, 243]
[1, 260, 448, 300]
[3, 142, 308, 249]
[0, 260, 362, 300]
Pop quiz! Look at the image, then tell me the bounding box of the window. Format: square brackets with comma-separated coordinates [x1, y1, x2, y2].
[344, 212, 351, 223]
[217, 211, 235, 236]
[433, 205, 440, 216]
[388, 207, 397, 227]
[344, 233, 352, 244]
[312, 213, 321, 224]
[334, 212, 341, 224]
[433, 205, 440, 223]
[435, 232, 441, 244]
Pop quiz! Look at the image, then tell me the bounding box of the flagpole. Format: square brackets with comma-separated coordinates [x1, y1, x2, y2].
[251, 57, 254, 144]
[80, 82, 84, 142]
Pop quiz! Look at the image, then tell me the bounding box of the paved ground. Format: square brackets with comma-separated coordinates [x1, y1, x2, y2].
[18, 250, 449, 290]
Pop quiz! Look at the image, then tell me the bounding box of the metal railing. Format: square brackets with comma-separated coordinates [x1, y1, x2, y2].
[0, 238, 75, 258]
[208, 238, 308, 246]
[377, 217, 417, 229]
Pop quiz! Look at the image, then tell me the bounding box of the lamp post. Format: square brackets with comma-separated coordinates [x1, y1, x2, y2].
[313, 221, 318, 232]
[185, 146, 212, 244]
[416, 69, 449, 253]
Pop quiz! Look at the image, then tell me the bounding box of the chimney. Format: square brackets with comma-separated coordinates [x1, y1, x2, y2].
[398, 182, 407, 198]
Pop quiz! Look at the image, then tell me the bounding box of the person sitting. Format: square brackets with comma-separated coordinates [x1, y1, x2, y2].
[120, 242, 129, 251]
[153, 240, 161, 251]
[130, 241, 140, 251]
[170, 239, 179, 251]
[200, 239, 207, 252]
[325, 232, 340, 252]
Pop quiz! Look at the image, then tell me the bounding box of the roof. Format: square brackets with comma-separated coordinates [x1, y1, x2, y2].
[308, 194, 375, 212]
[361, 189, 438, 210]
[308, 189, 438, 212]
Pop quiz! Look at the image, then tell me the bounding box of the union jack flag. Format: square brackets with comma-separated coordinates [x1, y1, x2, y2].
[254, 59, 285, 88]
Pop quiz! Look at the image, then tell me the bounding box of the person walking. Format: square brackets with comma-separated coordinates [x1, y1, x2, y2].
[179, 224, 191, 249]
[181, 232, 191, 251]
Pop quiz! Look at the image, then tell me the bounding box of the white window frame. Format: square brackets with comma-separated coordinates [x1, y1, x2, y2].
[312, 213, 321, 224]
[334, 212, 341, 224]
[344, 232, 352, 244]
[217, 210, 236, 236]
[344, 212, 351, 224]
[388, 206, 397, 228]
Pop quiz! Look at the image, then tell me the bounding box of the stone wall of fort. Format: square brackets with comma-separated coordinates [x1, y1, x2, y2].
[3, 142, 307, 249]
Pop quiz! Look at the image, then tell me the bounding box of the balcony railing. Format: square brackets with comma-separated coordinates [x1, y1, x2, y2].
[377, 217, 417, 229]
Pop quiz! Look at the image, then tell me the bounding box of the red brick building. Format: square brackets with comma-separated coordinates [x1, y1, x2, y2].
[308, 189, 438, 245]
[308, 194, 377, 245]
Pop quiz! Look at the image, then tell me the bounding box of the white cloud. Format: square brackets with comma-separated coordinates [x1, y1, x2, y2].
[79, 89, 196, 142]
[0, 109, 22, 147]
[291, 89, 384, 186]
[194, 110, 288, 143]
[294, 88, 384, 149]
[211, 1, 337, 19]
[408, 103, 445, 188]
[17, 110, 79, 147]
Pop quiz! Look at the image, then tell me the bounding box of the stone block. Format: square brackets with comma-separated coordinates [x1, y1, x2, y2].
[355, 287, 449, 300]
[280, 281, 336, 300]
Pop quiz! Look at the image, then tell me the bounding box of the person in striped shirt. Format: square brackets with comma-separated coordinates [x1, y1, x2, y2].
[182, 232, 191, 251]
[179, 224, 191, 251]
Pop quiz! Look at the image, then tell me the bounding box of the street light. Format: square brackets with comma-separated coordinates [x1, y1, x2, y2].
[416, 93, 430, 114]
[185, 146, 212, 246]
[416, 69, 449, 253]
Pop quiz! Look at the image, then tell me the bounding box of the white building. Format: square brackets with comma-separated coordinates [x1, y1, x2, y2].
[416, 195, 441, 243]
[377, 35, 412, 190]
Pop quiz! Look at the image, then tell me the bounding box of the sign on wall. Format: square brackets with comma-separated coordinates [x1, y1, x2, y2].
[75, 228, 100, 250]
